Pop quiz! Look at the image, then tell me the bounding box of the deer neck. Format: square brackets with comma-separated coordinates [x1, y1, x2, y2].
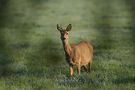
[62, 39, 72, 56]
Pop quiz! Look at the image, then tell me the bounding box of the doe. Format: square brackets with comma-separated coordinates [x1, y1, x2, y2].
[57, 24, 93, 76]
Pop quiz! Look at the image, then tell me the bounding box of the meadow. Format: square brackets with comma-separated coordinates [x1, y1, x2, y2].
[0, 0, 135, 90]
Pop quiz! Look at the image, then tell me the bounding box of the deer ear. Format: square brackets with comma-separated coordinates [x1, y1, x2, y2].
[66, 24, 72, 31]
[57, 24, 63, 31]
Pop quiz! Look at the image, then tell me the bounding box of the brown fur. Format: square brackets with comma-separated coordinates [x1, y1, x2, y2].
[57, 24, 93, 76]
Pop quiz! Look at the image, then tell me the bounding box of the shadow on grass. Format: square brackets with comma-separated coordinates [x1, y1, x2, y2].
[90, 1, 115, 60]
[0, 0, 9, 27]
[0, 28, 14, 77]
[0, 0, 14, 77]
[0, 53, 14, 76]
[58, 76, 89, 87]
[57, 74, 104, 88]
[40, 38, 63, 65]
[124, 0, 135, 57]
[30, 0, 49, 4]
[113, 77, 135, 84]
[25, 38, 64, 76]
[0, 0, 35, 77]
[0, 0, 63, 78]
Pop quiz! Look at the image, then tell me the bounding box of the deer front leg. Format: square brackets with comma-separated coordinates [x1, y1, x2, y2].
[69, 64, 73, 76]
[77, 63, 81, 75]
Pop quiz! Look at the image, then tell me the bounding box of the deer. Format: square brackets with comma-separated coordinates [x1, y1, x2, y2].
[57, 24, 93, 76]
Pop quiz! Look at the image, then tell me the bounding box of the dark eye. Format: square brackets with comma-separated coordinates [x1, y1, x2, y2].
[66, 32, 68, 35]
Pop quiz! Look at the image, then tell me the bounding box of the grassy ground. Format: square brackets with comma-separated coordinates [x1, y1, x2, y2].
[0, 0, 135, 90]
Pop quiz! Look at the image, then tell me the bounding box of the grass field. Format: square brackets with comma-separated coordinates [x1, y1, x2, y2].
[0, 0, 135, 90]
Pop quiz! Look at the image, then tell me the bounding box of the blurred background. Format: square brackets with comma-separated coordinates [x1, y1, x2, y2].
[0, 0, 135, 90]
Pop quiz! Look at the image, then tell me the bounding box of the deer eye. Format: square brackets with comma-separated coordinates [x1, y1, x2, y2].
[65, 32, 68, 35]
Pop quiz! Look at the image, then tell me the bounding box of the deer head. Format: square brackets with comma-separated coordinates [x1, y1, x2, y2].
[57, 24, 72, 40]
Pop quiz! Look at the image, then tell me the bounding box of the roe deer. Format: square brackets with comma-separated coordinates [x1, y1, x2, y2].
[57, 24, 93, 76]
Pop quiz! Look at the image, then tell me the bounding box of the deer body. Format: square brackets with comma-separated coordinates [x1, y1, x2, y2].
[57, 24, 93, 76]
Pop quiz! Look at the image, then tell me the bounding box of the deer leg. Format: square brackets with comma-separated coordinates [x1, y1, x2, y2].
[77, 64, 81, 75]
[69, 64, 73, 76]
[88, 62, 91, 72]
[82, 65, 88, 72]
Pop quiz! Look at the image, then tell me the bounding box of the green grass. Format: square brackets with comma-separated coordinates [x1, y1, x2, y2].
[0, 0, 135, 90]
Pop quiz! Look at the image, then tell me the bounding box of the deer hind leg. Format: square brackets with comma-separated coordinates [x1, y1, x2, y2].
[69, 64, 73, 76]
[82, 65, 88, 72]
[88, 62, 91, 72]
[77, 63, 81, 75]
